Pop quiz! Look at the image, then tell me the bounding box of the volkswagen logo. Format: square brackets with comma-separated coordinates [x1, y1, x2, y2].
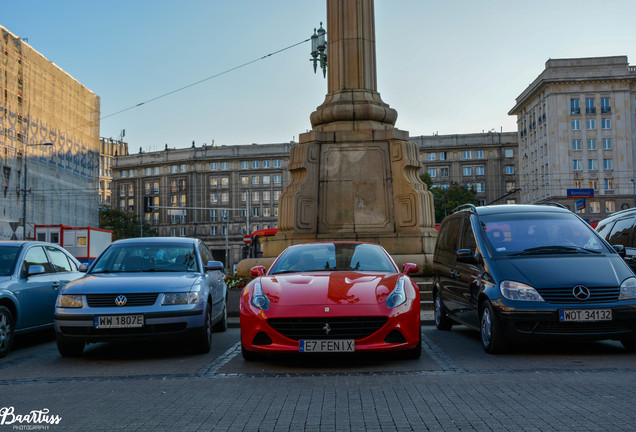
[323, 323, 332, 335]
[115, 295, 128, 306]
[572, 285, 591, 301]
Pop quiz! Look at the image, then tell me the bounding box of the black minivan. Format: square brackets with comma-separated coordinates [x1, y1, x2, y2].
[596, 207, 636, 273]
[432, 204, 636, 353]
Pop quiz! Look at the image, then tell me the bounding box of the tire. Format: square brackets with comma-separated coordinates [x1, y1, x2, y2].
[212, 302, 228, 333]
[193, 303, 212, 354]
[56, 336, 84, 357]
[434, 290, 453, 331]
[480, 301, 507, 354]
[402, 333, 422, 360]
[620, 337, 636, 352]
[241, 345, 264, 361]
[0, 306, 15, 359]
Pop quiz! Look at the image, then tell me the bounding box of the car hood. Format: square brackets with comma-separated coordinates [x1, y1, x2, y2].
[494, 255, 632, 288]
[258, 272, 401, 306]
[61, 273, 200, 294]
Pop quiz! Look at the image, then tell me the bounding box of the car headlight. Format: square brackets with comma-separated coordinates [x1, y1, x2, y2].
[162, 292, 200, 305]
[56, 295, 84, 308]
[250, 281, 270, 310]
[386, 278, 407, 308]
[500, 280, 544, 302]
[619, 277, 636, 300]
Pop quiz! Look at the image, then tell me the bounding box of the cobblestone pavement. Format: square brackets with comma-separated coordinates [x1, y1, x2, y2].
[1, 327, 635, 431]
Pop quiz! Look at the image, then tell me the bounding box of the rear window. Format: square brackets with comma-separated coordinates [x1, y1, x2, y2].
[605, 217, 635, 247]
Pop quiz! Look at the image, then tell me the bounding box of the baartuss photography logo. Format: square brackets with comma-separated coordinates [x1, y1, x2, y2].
[0, 407, 62, 430]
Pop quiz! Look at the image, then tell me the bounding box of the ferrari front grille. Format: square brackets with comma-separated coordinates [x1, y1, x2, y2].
[267, 316, 388, 340]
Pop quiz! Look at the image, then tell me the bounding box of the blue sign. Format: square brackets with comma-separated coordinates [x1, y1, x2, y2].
[576, 198, 586, 210]
[568, 188, 594, 198]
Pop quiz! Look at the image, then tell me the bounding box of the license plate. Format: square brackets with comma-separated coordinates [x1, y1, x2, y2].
[94, 315, 144, 329]
[299, 340, 355, 353]
[559, 309, 612, 322]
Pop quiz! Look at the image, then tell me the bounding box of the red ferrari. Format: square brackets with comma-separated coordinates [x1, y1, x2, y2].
[240, 242, 421, 360]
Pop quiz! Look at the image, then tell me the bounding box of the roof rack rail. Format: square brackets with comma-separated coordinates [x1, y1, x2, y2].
[537, 202, 568, 210]
[452, 204, 477, 214]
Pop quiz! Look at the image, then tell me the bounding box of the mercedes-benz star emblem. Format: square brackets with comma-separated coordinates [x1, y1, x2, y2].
[572, 285, 591, 301]
[323, 323, 331, 335]
[115, 295, 128, 306]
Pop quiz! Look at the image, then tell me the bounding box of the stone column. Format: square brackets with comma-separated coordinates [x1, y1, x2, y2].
[264, 0, 436, 272]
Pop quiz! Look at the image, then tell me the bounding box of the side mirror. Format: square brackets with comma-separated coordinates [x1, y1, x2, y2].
[402, 263, 419, 276]
[205, 260, 225, 271]
[456, 249, 481, 265]
[27, 265, 46, 276]
[79, 264, 88, 273]
[613, 245, 626, 258]
[251, 266, 266, 277]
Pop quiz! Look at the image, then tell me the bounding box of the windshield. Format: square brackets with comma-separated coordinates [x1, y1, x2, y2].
[481, 212, 608, 256]
[0, 246, 20, 276]
[90, 242, 198, 273]
[269, 243, 397, 274]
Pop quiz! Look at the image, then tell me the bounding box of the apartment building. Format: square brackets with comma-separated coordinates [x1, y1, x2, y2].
[509, 56, 636, 222]
[112, 142, 293, 269]
[99, 137, 128, 210]
[412, 132, 520, 208]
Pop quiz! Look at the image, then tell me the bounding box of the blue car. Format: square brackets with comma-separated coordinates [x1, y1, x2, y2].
[54, 237, 227, 356]
[0, 241, 84, 358]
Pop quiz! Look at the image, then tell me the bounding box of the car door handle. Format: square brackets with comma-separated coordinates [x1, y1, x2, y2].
[52, 281, 61, 289]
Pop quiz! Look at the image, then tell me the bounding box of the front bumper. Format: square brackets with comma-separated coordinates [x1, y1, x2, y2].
[239, 297, 421, 355]
[54, 304, 205, 343]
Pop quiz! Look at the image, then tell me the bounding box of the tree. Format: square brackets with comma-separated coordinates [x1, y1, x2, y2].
[430, 182, 477, 223]
[419, 172, 433, 190]
[99, 209, 156, 240]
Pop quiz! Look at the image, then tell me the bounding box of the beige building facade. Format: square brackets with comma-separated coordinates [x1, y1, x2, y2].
[509, 56, 636, 223]
[99, 137, 128, 210]
[112, 143, 292, 269]
[412, 132, 520, 214]
[0, 25, 100, 239]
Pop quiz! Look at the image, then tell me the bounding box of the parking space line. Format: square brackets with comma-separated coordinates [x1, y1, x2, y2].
[196, 342, 241, 377]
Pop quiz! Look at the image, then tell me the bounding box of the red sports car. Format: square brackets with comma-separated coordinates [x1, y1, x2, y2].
[240, 242, 421, 360]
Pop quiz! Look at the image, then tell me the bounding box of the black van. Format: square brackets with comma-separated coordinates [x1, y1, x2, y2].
[596, 208, 636, 273]
[432, 204, 636, 353]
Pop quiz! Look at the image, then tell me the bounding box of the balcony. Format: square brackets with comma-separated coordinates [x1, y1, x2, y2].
[570, 108, 581, 115]
[601, 106, 612, 114]
[586, 107, 596, 114]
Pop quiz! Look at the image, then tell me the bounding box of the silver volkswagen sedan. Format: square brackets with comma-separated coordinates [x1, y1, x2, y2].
[54, 237, 227, 356]
[0, 241, 84, 358]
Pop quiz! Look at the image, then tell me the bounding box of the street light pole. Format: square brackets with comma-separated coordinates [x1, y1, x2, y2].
[631, 179, 636, 208]
[22, 142, 53, 240]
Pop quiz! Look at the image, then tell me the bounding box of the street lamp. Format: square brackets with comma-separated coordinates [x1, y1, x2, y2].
[310, 22, 327, 78]
[22, 142, 53, 240]
[631, 179, 636, 208]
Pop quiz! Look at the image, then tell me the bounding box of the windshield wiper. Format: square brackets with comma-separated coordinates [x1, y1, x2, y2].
[512, 245, 601, 256]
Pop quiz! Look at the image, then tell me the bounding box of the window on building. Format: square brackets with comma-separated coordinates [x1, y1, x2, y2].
[210, 162, 218, 171]
[504, 149, 514, 158]
[263, 175, 271, 185]
[210, 177, 218, 187]
[145, 167, 152, 176]
[273, 175, 282, 184]
[439, 152, 447, 161]
[210, 226, 218, 235]
[475, 183, 485, 193]
[428, 153, 436, 161]
[601, 97, 611, 114]
[251, 161, 259, 169]
[428, 169, 437, 178]
[274, 207, 279, 217]
[463, 167, 472, 176]
[590, 201, 600, 213]
[570, 98, 580, 114]
[221, 177, 229, 187]
[241, 161, 249, 169]
[211, 193, 218, 203]
[505, 165, 514, 175]
[263, 207, 271, 217]
[586, 119, 596, 130]
[603, 138, 612, 150]
[221, 192, 229, 203]
[475, 166, 484, 176]
[603, 159, 613, 170]
[506, 199, 516, 205]
[475, 150, 484, 158]
[252, 207, 260, 217]
[263, 191, 270, 201]
[274, 191, 281, 201]
[585, 98, 596, 114]
[210, 210, 218, 222]
[462, 151, 471, 159]
[571, 119, 581, 130]
[241, 176, 249, 185]
[506, 181, 516, 192]
[588, 159, 598, 170]
[252, 176, 260, 185]
[221, 162, 229, 170]
[241, 191, 248, 202]
[252, 191, 259, 202]
[602, 118, 611, 129]
[144, 182, 151, 194]
[273, 160, 281, 168]
[572, 139, 581, 151]
[263, 160, 270, 168]
[171, 165, 178, 173]
[605, 200, 615, 213]
[589, 179, 597, 190]
[179, 164, 186, 173]
[440, 167, 449, 177]
[573, 179, 582, 188]
[604, 178, 613, 190]
[587, 139, 597, 150]
[573, 160, 582, 171]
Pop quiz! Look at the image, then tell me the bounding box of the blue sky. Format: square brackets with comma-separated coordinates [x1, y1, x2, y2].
[4, 0, 636, 150]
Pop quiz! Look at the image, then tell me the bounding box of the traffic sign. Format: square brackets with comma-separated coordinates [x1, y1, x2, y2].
[243, 235, 252, 245]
